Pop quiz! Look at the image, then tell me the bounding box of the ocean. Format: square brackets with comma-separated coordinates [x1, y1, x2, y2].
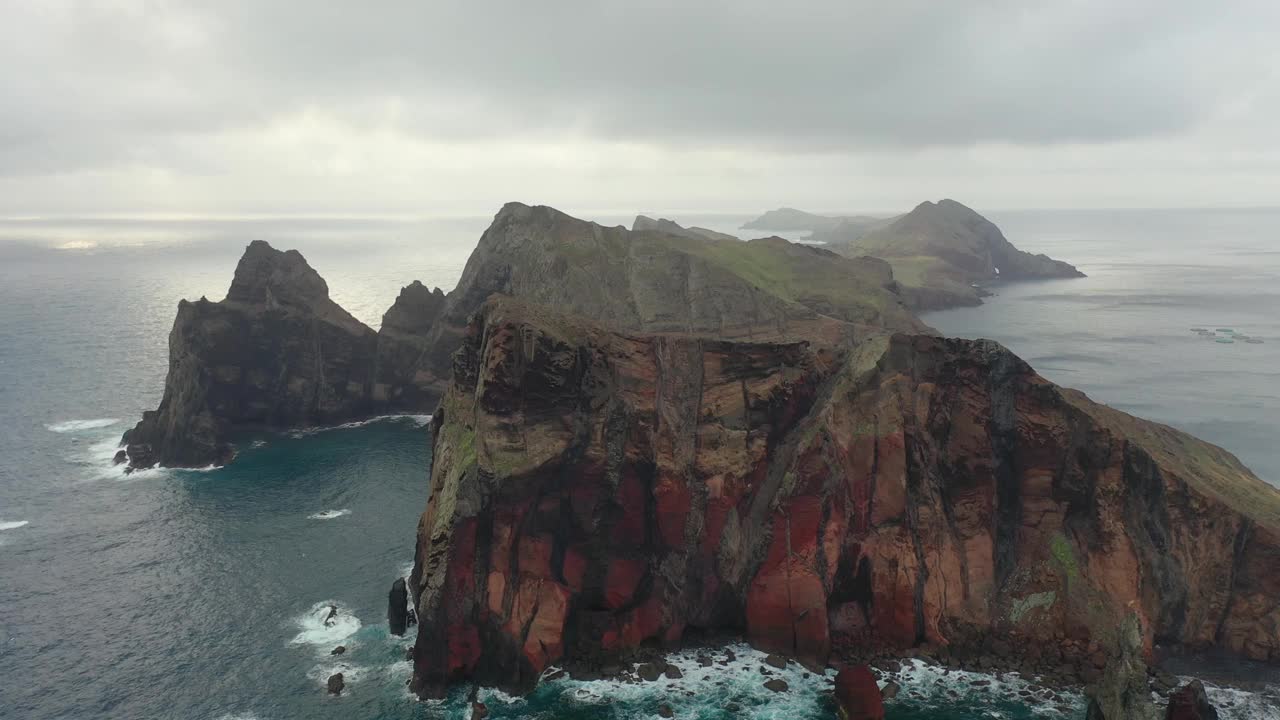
[1, 208, 1277, 719]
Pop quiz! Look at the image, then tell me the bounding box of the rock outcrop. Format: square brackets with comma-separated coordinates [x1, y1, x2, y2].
[408, 297, 1280, 697]
[1089, 613, 1159, 720]
[827, 199, 1085, 309]
[121, 240, 445, 469]
[389, 577, 410, 636]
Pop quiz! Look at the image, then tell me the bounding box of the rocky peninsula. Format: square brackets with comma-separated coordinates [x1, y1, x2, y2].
[122, 201, 1278, 718]
[406, 295, 1280, 701]
[742, 200, 1086, 310]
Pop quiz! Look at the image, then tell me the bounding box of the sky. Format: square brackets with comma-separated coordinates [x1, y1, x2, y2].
[2, 0, 1278, 217]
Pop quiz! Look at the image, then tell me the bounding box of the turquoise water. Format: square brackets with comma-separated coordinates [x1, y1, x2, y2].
[1, 210, 1277, 719]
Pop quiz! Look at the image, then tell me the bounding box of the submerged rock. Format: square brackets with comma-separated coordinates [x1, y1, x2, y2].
[330, 645, 346, 656]
[763, 678, 789, 693]
[323, 605, 339, 628]
[388, 577, 409, 636]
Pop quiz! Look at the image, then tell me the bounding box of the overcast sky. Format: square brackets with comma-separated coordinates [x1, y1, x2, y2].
[2, 0, 1278, 217]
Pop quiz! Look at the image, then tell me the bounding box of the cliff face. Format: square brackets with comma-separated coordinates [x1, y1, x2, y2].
[121, 241, 445, 469]
[408, 298, 1280, 697]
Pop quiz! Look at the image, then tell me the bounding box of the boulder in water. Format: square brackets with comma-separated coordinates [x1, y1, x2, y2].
[1165, 680, 1219, 720]
[834, 666, 884, 720]
[763, 678, 789, 693]
[323, 605, 339, 628]
[326, 672, 344, 695]
[112, 449, 127, 465]
[388, 578, 409, 636]
[330, 645, 346, 655]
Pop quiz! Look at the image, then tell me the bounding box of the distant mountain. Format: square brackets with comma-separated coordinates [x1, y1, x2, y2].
[632, 215, 739, 242]
[826, 199, 1084, 309]
[740, 207, 847, 233]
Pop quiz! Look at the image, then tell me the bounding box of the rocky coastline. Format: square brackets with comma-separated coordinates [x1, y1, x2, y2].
[406, 295, 1280, 708]
[118, 200, 1279, 717]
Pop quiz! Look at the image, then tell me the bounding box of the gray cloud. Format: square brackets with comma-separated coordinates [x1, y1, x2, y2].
[0, 0, 1277, 212]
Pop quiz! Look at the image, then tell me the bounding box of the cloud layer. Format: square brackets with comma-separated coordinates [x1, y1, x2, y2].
[2, 0, 1278, 214]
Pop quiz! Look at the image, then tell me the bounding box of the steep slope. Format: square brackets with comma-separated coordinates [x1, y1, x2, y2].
[408, 298, 1280, 697]
[120, 241, 444, 469]
[414, 203, 927, 391]
[828, 199, 1085, 309]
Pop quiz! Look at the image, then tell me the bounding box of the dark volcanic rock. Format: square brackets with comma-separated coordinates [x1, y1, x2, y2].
[112, 449, 127, 465]
[834, 666, 884, 720]
[331, 645, 346, 655]
[326, 672, 344, 695]
[1165, 680, 1219, 720]
[406, 298, 1280, 698]
[388, 577, 410, 636]
[122, 241, 444, 469]
[763, 678, 789, 693]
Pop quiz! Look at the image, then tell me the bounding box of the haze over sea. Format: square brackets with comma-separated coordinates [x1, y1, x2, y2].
[1, 208, 1278, 719]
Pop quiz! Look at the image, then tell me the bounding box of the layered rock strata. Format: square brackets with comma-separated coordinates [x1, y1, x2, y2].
[408, 298, 1280, 697]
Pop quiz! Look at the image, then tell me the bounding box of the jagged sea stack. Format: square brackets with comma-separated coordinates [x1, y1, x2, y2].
[121, 241, 445, 469]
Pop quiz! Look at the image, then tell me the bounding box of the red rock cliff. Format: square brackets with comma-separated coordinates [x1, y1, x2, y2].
[408, 298, 1280, 697]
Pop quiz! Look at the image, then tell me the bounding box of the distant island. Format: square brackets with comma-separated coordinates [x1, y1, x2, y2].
[123, 200, 1278, 720]
[741, 200, 1085, 309]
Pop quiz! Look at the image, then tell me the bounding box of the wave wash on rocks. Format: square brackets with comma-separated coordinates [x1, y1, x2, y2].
[407, 297, 1280, 698]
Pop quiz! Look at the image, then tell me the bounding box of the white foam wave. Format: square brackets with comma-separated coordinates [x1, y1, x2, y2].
[1193, 678, 1280, 720]
[286, 414, 432, 438]
[305, 659, 369, 687]
[0, 520, 29, 531]
[46, 418, 119, 433]
[290, 602, 361, 647]
[887, 658, 1084, 716]
[308, 509, 351, 520]
[469, 645, 1093, 720]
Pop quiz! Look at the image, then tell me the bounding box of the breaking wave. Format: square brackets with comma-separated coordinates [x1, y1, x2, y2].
[290, 602, 361, 648]
[46, 418, 119, 433]
[307, 509, 351, 520]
